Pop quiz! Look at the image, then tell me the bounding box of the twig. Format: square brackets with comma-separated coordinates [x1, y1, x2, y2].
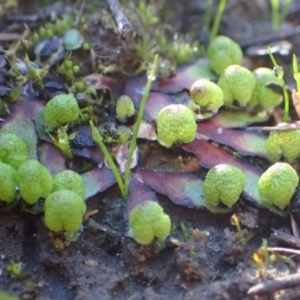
[74, 0, 87, 26]
[292, 89, 300, 119]
[105, 0, 135, 43]
[267, 247, 300, 255]
[291, 212, 300, 238]
[248, 273, 300, 295]
[247, 122, 300, 131]
[272, 229, 300, 248]
[239, 26, 300, 49]
[0, 33, 21, 41]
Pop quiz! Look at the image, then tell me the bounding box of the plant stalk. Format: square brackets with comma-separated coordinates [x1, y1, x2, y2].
[123, 54, 159, 198]
[90, 54, 159, 200]
[269, 49, 289, 122]
[90, 121, 126, 198]
[209, 0, 228, 45]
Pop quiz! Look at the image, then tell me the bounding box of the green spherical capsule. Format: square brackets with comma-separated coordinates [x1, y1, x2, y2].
[190, 79, 224, 114]
[17, 160, 53, 204]
[43, 93, 80, 127]
[52, 170, 85, 198]
[156, 104, 197, 148]
[73, 65, 80, 74]
[249, 67, 283, 110]
[65, 69, 74, 81]
[44, 189, 86, 233]
[0, 162, 17, 203]
[217, 65, 256, 108]
[129, 201, 171, 245]
[207, 36, 243, 75]
[116, 125, 132, 143]
[173, 42, 193, 64]
[82, 43, 90, 50]
[258, 162, 298, 209]
[38, 27, 47, 39]
[64, 60, 73, 69]
[74, 81, 85, 91]
[46, 28, 54, 38]
[0, 133, 28, 170]
[203, 164, 246, 207]
[266, 124, 300, 162]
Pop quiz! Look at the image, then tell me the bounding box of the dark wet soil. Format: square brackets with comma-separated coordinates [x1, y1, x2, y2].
[2, 1, 300, 299]
[0, 185, 295, 300]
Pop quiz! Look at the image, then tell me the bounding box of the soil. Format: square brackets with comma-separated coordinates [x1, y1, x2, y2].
[2, 1, 300, 300]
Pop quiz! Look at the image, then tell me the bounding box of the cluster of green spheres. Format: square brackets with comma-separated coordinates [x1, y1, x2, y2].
[206, 36, 283, 112]
[203, 162, 299, 211]
[0, 131, 86, 234]
[129, 201, 171, 245]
